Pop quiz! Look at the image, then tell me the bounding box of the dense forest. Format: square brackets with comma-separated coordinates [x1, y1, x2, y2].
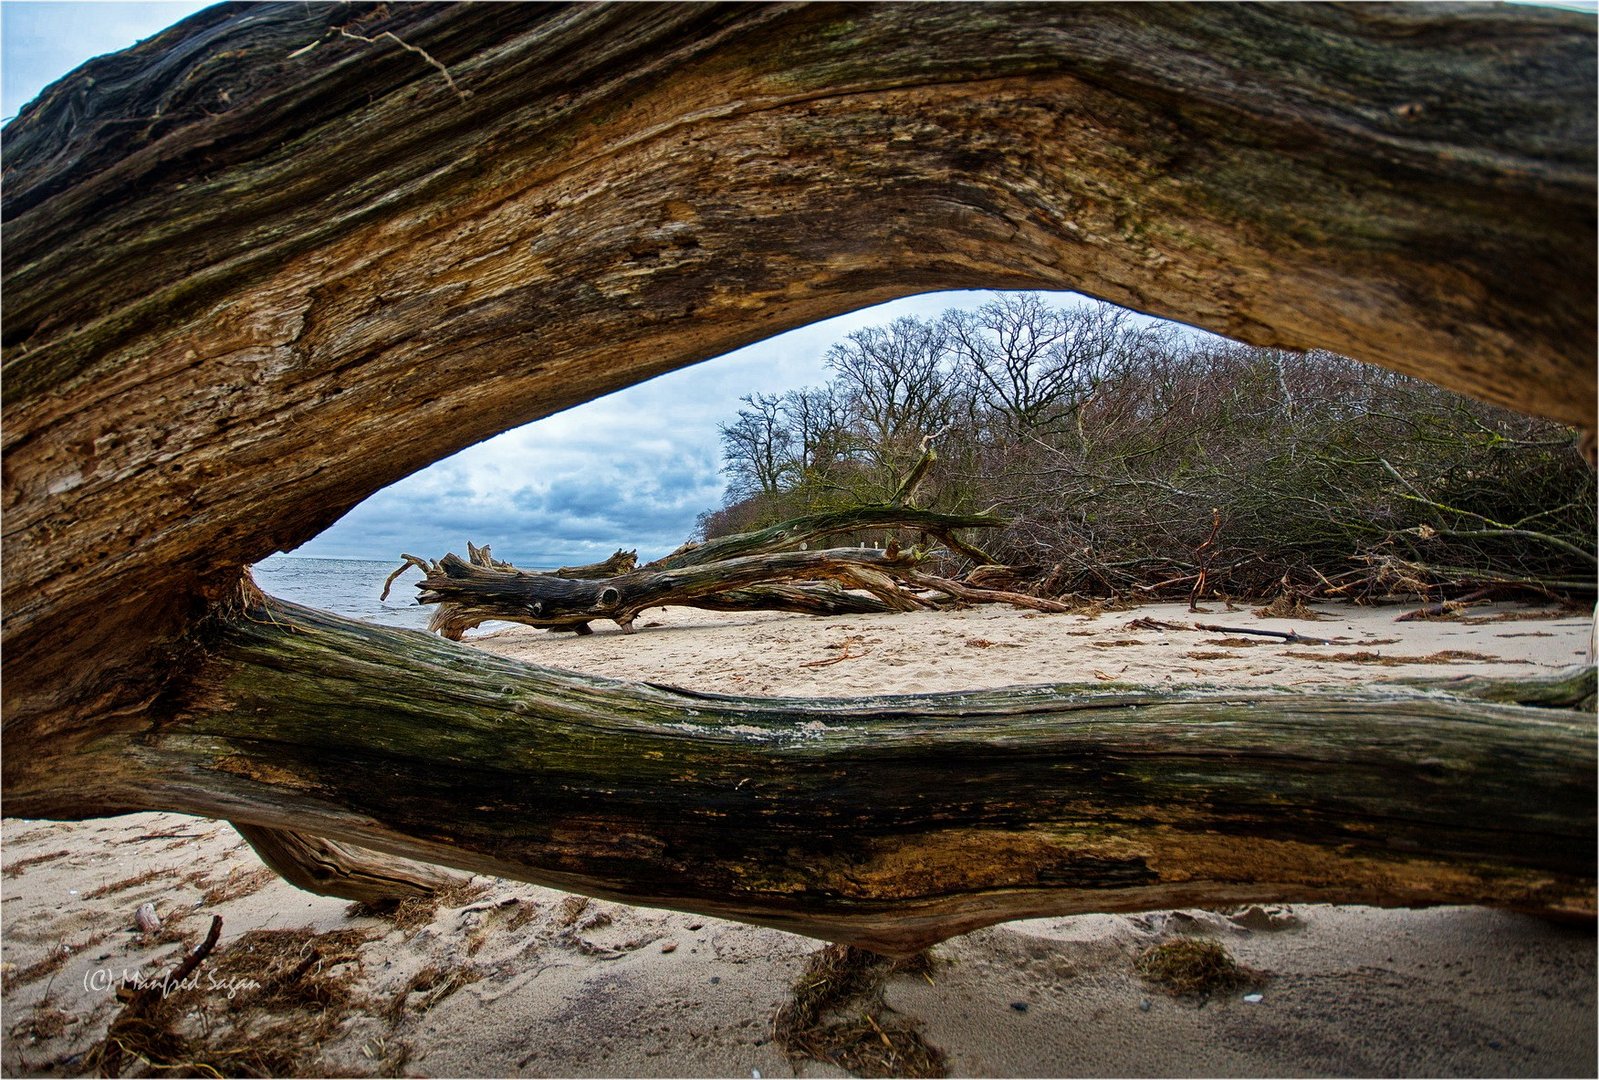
[699, 296, 1596, 603]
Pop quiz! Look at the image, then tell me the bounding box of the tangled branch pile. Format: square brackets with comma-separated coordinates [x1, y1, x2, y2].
[387, 506, 1068, 638]
[702, 296, 1595, 604]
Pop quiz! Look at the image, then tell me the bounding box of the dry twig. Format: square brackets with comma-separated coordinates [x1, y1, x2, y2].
[1193, 623, 1342, 645]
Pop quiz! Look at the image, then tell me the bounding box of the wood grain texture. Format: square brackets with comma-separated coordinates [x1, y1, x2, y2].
[14, 593, 1591, 953]
[231, 822, 469, 903]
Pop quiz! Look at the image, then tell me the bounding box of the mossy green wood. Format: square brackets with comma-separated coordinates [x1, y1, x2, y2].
[105, 594, 1598, 953]
[3, 3, 1594, 761]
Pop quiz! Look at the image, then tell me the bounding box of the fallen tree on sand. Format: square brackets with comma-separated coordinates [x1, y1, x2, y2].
[407, 545, 928, 638]
[85, 583, 1599, 954]
[3, 4, 1594, 937]
[389, 503, 1007, 637]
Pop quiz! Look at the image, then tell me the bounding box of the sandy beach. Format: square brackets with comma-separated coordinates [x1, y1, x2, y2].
[3, 600, 1594, 1077]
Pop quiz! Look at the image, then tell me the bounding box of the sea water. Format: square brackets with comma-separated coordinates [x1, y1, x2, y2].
[251, 555, 436, 630]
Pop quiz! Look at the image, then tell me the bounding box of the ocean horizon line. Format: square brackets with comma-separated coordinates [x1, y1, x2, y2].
[257, 551, 619, 569]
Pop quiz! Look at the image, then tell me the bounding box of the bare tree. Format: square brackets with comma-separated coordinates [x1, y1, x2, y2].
[826, 316, 960, 496]
[782, 385, 850, 482]
[718, 392, 794, 499]
[945, 296, 1135, 438]
[704, 297, 1592, 603]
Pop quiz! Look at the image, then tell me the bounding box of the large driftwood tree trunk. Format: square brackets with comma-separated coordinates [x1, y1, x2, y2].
[10, 586, 1593, 954]
[2, 4, 1594, 943]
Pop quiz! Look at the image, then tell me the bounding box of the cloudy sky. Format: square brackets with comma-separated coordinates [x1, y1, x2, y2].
[306, 290, 1028, 566]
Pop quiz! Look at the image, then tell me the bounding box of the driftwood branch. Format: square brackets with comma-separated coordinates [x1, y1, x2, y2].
[89, 915, 225, 1075]
[380, 554, 436, 602]
[552, 550, 639, 578]
[906, 572, 1078, 613]
[651, 506, 1004, 571]
[890, 433, 944, 509]
[419, 547, 925, 639]
[678, 584, 897, 618]
[1189, 508, 1224, 613]
[1193, 623, 1342, 646]
[16, 591, 1589, 956]
[466, 542, 513, 570]
[1395, 586, 1499, 623]
[231, 824, 469, 904]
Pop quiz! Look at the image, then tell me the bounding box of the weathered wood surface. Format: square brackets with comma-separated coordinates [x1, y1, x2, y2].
[403, 506, 1001, 636]
[907, 572, 1077, 614]
[419, 546, 924, 638]
[3, 3, 1594, 767]
[1, 4, 1594, 938]
[676, 583, 896, 618]
[14, 591, 1591, 954]
[232, 823, 469, 904]
[454, 543, 641, 579]
[551, 550, 640, 579]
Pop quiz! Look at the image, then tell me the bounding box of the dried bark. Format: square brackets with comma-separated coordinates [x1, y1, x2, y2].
[417, 546, 924, 638]
[1, 4, 1594, 934]
[232, 824, 469, 904]
[10, 589, 1590, 954]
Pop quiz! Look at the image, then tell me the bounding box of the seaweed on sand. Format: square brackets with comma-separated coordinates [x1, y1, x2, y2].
[773, 943, 946, 1079]
[1134, 938, 1262, 998]
[345, 878, 490, 935]
[82, 919, 391, 1077]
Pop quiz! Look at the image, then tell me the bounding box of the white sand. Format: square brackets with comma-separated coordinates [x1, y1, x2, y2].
[467, 598, 1594, 695]
[3, 600, 1593, 1077]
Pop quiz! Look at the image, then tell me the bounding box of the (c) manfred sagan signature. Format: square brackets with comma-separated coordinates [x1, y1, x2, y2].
[83, 967, 262, 1000]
